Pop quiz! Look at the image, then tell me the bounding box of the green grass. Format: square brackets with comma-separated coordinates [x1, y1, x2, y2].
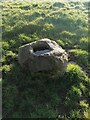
[69, 49, 88, 67]
[2, 1, 90, 118]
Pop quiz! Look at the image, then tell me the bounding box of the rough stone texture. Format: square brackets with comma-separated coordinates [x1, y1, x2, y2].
[18, 38, 68, 74]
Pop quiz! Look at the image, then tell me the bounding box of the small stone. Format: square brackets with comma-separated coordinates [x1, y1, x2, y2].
[18, 38, 68, 74]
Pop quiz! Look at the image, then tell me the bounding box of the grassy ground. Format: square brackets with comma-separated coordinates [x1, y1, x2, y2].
[1, 1, 90, 118]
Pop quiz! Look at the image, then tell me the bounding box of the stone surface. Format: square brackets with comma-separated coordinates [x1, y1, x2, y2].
[18, 38, 68, 74]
